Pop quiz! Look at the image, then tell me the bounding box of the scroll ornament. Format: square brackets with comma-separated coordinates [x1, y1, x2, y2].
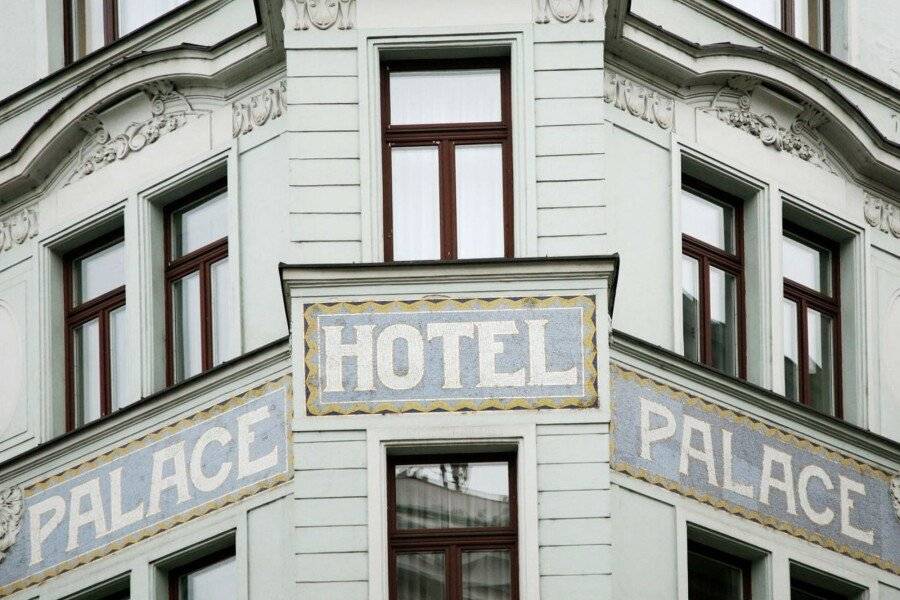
[864, 194, 900, 239]
[69, 81, 203, 183]
[285, 0, 355, 30]
[0, 207, 38, 253]
[0, 487, 22, 563]
[603, 73, 674, 130]
[535, 0, 594, 23]
[233, 81, 287, 137]
[710, 91, 835, 173]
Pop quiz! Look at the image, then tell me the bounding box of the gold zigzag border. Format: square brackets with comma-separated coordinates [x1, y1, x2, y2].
[303, 296, 598, 416]
[609, 365, 899, 576]
[0, 375, 294, 598]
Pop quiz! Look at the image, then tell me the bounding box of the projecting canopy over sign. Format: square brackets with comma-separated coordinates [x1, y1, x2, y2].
[611, 366, 900, 575]
[0, 379, 290, 597]
[303, 296, 598, 415]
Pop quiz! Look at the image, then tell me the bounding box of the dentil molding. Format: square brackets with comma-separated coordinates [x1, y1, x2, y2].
[233, 81, 287, 138]
[68, 81, 205, 183]
[864, 194, 900, 239]
[535, 0, 594, 23]
[603, 72, 674, 130]
[284, 0, 355, 30]
[0, 487, 22, 563]
[704, 78, 837, 174]
[0, 207, 38, 253]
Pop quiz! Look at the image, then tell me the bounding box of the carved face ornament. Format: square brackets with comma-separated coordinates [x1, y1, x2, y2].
[0, 487, 23, 563]
[547, 0, 583, 22]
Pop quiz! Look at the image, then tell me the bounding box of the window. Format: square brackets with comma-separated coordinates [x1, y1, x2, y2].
[687, 541, 752, 600]
[722, 0, 832, 51]
[64, 0, 190, 63]
[168, 548, 236, 600]
[164, 185, 234, 385]
[381, 59, 513, 261]
[791, 580, 850, 600]
[388, 454, 518, 600]
[680, 184, 746, 378]
[781, 226, 841, 417]
[64, 232, 127, 430]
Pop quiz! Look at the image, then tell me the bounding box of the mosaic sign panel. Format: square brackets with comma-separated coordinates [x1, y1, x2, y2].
[303, 296, 598, 415]
[611, 366, 900, 574]
[0, 378, 291, 596]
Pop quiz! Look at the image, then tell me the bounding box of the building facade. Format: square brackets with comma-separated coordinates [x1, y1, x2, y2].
[0, 0, 897, 599]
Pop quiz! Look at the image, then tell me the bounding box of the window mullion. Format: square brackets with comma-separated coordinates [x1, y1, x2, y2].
[439, 140, 457, 260]
[798, 297, 810, 407]
[700, 255, 712, 367]
[99, 306, 111, 417]
[200, 259, 213, 372]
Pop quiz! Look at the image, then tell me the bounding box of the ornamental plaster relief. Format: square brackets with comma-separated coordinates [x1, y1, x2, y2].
[0, 487, 22, 564]
[232, 81, 287, 138]
[603, 72, 673, 130]
[535, 0, 595, 23]
[284, 0, 355, 30]
[0, 207, 37, 253]
[893, 475, 900, 521]
[701, 77, 838, 174]
[67, 81, 206, 184]
[864, 194, 900, 239]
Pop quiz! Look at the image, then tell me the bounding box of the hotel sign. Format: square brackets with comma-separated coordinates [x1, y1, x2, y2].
[611, 366, 900, 574]
[303, 296, 598, 415]
[0, 379, 291, 596]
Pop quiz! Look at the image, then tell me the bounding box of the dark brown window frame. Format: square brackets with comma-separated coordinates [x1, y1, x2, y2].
[687, 540, 753, 600]
[164, 182, 229, 386]
[380, 58, 514, 262]
[387, 452, 519, 600]
[782, 223, 842, 418]
[63, 0, 119, 65]
[681, 180, 747, 379]
[780, 0, 832, 53]
[63, 230, 126, 432]
[167, 546, 236, 600]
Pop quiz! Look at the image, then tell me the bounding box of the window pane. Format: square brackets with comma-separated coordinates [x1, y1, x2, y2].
[118, 0, 189, 35]
[807, 309, 835, 415]
[681, 189, 735, 252]
[396, 552, 445, 600]
[109, 305, 129, 412]
[782, 235, 830, 294]
[172, 271, 202, 382]
[391, 146, 440, 261]
[73, 240, 125, 304]
[710, 267, 739, 376]
[682, 255, 701, 363]
[462, 550, 512, 600]
[73, 319, 101, 427]
[69, 0, 105, 59]
[455, 144, 505, 259]
[390, 69, 502, 125]
[783, 299, 800, 401]
[210, 258, 235, 367]
[171, 192, 228, 259]
[179, 555, 236, 600]
[395, 462, 510, 529]
[721, 0, 780, 26]
[688, 548, 746, 600]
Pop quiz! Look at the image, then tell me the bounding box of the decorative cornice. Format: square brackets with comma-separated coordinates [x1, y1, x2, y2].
[603, 72, 673, 130]
[704, 80, 838, 174]
[284, 0, 355, 30]
[67, 81, 205, 183]
[535, 0, 594, 23]
[232, 80, 287, 138]
[864, 194, 900, 238]
[0, 207, 37, 252]
[0, 487, 22, 563]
